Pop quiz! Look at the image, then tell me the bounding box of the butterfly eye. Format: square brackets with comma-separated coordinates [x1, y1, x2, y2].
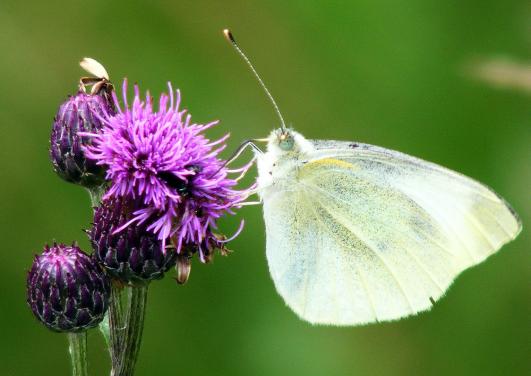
[278, 133, 294, 151]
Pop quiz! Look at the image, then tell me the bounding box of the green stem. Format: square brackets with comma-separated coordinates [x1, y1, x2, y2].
[87, 184, 148, 375]
[111, 284, 149, 376]
[67, 332, 88, 376]
[109, 283, 128, 373]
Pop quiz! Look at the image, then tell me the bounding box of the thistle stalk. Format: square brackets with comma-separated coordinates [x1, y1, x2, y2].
[108, 283, 128, 372]
[109, 284, 148, 376]
[67, 332, 88, 376]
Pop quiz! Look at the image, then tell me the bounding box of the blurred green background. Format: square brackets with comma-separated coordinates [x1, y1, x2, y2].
[0, 1, 529, 375]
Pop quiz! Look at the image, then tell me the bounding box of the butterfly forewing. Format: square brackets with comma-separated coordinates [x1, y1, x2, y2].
[308, 140, 521, 259]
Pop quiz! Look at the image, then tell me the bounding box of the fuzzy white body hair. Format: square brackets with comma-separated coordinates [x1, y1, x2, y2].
[256, 129, 314, 199]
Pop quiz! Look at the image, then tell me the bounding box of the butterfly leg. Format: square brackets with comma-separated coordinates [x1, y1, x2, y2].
[211, 139, 264, 178]
[224, 139, 264, 166]
[79, 76, 102, 92]
[236, 186, 262, 206]
[238, 201, 262, 206]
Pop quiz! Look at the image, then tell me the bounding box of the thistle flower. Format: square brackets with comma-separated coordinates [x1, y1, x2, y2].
[50, 91, 115, 187]
[82, 80, 252, 264]
[90, 196, 177, 283]
[26, 243, 110, 332]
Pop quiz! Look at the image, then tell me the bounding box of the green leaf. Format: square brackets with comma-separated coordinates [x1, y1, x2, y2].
[98, 312, 111, 350]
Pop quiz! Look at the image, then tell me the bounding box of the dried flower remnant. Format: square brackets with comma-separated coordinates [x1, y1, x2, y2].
[83, 80, 253, 268]
[27, 243, 110, 332]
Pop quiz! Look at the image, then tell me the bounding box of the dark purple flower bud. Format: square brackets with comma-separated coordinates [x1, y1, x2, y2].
[49, 91, 115, 188]
[27, 243, 110, 332]
[90, 197, 177, 283]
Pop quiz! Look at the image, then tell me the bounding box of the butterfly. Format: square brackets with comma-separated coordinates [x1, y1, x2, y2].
[224, 29, 522, 326]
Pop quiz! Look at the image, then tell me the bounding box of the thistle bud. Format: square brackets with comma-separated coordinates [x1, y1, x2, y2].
[49, 91, 114, 188]
[26, 243, 110, 332]
[90, 197, 177, 283]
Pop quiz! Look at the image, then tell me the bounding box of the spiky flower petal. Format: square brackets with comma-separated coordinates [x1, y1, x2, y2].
[83, 81, 251, 263]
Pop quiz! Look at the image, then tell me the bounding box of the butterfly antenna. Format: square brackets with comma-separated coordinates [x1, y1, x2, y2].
[223, 29, 287, 133]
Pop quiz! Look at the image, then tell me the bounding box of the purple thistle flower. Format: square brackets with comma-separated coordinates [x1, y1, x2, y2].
[82, 80, 252, 263]
[27, 243, 110, 332]
[50, 91, 115, 188]
[90, 196, 178, 283]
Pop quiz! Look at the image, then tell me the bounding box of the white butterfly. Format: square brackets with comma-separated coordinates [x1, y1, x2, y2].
[254, 128, 521, 325]
[223, 29, 522, 326]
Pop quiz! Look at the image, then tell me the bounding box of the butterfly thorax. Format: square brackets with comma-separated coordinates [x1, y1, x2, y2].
[256, 129, 315, 199]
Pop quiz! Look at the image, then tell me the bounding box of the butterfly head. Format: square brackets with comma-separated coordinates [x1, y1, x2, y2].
[266, 128, 314, 156]
[277, 129, 295, 151]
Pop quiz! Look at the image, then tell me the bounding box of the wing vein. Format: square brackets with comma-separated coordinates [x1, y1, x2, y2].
[303, 181, 452, 292]
[310, 168, 478, 263]
[307, 188, 416, 314]
[303, 187, 379, 321]
[326, 152, 502, 204]
[310, 187, 445, 295]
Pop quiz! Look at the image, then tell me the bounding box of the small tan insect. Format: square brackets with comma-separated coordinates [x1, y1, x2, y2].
[79, 57, 114, 97]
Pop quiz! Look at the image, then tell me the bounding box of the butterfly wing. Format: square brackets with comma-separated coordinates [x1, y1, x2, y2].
[262, 140, 521, 326]
[80, 57, 110, 80]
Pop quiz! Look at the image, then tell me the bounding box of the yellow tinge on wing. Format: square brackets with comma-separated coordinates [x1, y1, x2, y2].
[298, 158, 358, 179]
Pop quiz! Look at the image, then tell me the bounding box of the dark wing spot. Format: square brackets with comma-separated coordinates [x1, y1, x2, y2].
[429, 297, 435, 305]
[349, 143, 359, 148]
